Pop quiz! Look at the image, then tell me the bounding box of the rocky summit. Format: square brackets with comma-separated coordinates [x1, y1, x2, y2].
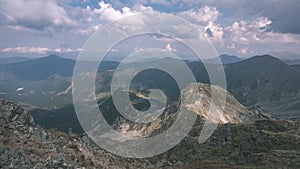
[109, 83, 268, 139]
[1, 95, 300, 168]
[183, 83, 268, 124]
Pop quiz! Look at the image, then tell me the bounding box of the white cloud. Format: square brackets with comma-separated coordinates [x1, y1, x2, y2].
[94, 1, 124, 22]
[53, 48, 74, 53]
[2, 46, 84, 55]
[109, 48, 119, 53]
[179, 5, 299, 56]
[179, 6, 224, 41]
[205, 22, 224, 40]
[200, 0, 300, 34]
[214, 16, 300, 56]
[76, 48, 83, 52]
[133, 4, 154, 13]
[209, 17, 272, 55]
[179, 6, 272, 55]
[76, 24, 102, 35]
[71, 1, 155, 36]
[0, 0, 77, 31]
[223, 17, 272, 46]
[2, 47, 49, 54]
[69, 6, 94, 23]
[180, 6, 220, 23]
[1, 1, 300, 58]
[134, 47, 145, 53]
[92, 1, 154, 22]
[238, 46, 248, 54]
[165, 43, 177, 52]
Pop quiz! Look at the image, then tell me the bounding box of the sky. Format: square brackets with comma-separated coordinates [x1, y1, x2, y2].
[0, 0, 300, 60]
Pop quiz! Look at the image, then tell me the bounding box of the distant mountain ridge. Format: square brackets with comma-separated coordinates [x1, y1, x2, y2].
[0, 55, 119, 81]
[30, 82, 267, 135]
[224, 55, 300, 119]
[0, 54, 300, 119]
[225, 55, 300, 104]
[0, 57, 31, 65]
[0, 54, 241, 82]
[204, 54, 242, 64]
[0, 55, 75, 81]
[271, 51, 300, 65]
[292, 64, 300, 71]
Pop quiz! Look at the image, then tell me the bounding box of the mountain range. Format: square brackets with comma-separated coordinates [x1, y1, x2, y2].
[204, 54, 242, 64]
[0, 55, 119, 81]
[225, 55, 300, 119]
[225, 55, 300, 102]
[1, 53, 300, 168]
[0, 54, 299, 118]
[292, 64, 300, 71]
[0, 55, 75, 81]
[0, 57, 31, 65]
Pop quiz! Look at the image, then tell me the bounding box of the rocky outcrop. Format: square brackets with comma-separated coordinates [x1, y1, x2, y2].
[0, 100, 34, 131]
[114, 83, 267, 138]
[0, 97, 299, 168]
[183, 83, 267, 123]
[0, 100, 133, 168]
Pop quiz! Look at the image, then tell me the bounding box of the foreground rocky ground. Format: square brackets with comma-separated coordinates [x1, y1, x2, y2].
[1, 99, 300, 168]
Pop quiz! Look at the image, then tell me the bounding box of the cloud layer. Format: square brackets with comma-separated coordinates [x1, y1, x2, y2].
[1, 0, 300, 58]
[0, 0, 77, 31]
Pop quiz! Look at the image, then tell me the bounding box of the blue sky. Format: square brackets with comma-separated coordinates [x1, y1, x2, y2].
[0, 0, 300, 60]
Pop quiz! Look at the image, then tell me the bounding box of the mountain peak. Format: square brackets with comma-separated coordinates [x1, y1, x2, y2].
[248, 54, 282, 62]
[46, 54, 60, 58]
[226, 54, 300, 106]
[219, 54, 239, 59]
[1, 55, 75, 81]
[182, 83, 266, 124]
[235, 54, 287, 67]
[205, 54, 241, 64]
[39, 55, 65, 61]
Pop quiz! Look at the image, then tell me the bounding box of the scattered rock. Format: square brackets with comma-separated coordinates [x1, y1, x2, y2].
[0, 99, 299, 168]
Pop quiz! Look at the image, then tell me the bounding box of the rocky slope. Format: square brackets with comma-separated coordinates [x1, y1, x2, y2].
[183, 83, 267, 124]
[31, 82, 268, 137]
[1, 99, 300, 168]
[112, 83, 268, 138]
[0, 100, 133, 168]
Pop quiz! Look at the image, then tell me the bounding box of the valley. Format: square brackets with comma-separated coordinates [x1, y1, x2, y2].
[1, 1, 300, 168]
[1, 54, 299, 121]
[0, 54, 300, 168]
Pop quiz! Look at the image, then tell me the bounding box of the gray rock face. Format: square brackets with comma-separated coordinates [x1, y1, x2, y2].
[113, 83, 268, 140]
[183, 83, 267, 123]
[0, 100, 157, 168]
[0, 100, 34, 131]
[0, 97, 299, 168]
